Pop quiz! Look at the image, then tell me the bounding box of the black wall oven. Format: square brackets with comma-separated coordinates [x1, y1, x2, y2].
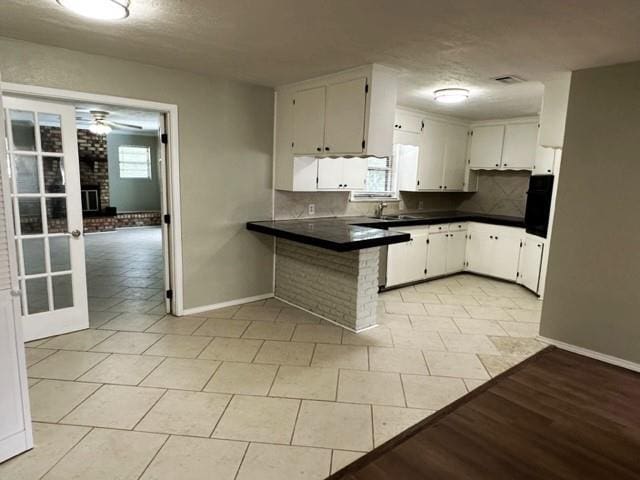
[525, 175, 554, 238]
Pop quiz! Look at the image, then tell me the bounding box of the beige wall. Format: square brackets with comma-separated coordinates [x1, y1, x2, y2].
[0, 37, 275, 310]
[540, 61, 640, 363]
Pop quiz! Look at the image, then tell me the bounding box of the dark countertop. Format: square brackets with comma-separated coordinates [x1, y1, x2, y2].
[247, 211, 525, 252]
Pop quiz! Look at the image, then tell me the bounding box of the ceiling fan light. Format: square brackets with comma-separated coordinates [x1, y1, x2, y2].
[56, 0, 130, 20]
[434, 88, 470, 104]
[89, 123, 112, 135]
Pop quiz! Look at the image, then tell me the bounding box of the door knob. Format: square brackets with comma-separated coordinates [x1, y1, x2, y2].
[70, 229, 82, 238]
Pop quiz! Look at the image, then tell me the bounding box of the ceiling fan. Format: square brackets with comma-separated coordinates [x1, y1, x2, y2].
[76, 110, 143, 135]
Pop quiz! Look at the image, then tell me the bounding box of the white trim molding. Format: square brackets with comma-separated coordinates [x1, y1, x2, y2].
[538, 336, 640, 373]
[1, 81, 185, 316]
[181, 293, 274, 316]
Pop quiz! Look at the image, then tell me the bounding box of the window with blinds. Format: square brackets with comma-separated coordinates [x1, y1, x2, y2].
[352, 156, 398, 200]
[118, 145, 152, 179]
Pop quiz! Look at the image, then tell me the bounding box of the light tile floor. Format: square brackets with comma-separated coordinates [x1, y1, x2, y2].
[3, 228, 546, 479]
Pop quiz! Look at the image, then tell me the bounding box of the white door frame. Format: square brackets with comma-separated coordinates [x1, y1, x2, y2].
[1, 82, 186, 315]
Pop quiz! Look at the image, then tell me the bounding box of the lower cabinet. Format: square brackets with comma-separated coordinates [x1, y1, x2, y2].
[517, 235, 545, 293]
[466, 223, 522, 281]
[386, 228, 428, 287]
[386, 222, 546, 291]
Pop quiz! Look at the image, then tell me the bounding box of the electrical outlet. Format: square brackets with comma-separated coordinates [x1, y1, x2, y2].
[308, 204, 315, 215]
[418, 200, 424, 210]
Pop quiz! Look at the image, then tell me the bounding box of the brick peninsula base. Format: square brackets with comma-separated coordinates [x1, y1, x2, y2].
[275, 239, 379, 331]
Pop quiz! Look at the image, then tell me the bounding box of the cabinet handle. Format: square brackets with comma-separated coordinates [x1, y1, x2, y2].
[344, 184, 348, 188]
[503, 163, 508, 166]
[443, 186, 447, 190]
[495, 163, 499, 167]
[325, 147, 330, 151]
[439, 185, 442, 189]
[495, 236, 499, 240]
[490, 235, 493, 239]
[316, 147, 321, 152]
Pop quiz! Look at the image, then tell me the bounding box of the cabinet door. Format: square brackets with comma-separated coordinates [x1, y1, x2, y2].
[426, 232, 447, 278]
[386, 233, 427, 286]
[469, 125, 505, 169]
[491, 233, 522, 281]
[445, 231, 467, 274]
[533, 145, 555, 175]
[395, 143, 420, 191]
[316, 157, 343, 190]
[418, 119, 447, 190]
[395, 111, 423, 134]
[466, 230, 494, 276]
[324, 77, 367, 154]
[517, 239, 544, 293]
[443, 124, 469, 190]
[502, 123, 537, 170]
[342, 157, 368, 191]
[292, 87, 326, 155]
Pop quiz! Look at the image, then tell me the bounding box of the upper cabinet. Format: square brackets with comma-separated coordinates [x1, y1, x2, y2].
[397, 116, 470, 192]
[394, 111, 423, 134]
[274, 64, 398, 191]
[469, 120, 538, 171]
[292, 87, 326, 155]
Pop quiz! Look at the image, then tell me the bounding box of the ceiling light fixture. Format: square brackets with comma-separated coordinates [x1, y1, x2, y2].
[434, 88, 470, 104]
[56, 0, 130, 20]
[89, 123, 112, 135]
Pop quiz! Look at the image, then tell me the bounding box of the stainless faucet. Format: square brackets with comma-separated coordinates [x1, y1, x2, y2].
[375, 202, 388, 219]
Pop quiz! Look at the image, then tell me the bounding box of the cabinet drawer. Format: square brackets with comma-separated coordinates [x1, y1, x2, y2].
[388, 226, 429, 237]
[448, 222, 467, 232]
[427, 224, 448, 233]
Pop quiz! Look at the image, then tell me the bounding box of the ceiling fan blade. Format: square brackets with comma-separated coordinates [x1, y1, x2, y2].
[105, 120, 143, 130]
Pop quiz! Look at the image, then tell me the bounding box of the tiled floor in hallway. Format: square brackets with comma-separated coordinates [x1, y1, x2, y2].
[4, 229, 545, 479]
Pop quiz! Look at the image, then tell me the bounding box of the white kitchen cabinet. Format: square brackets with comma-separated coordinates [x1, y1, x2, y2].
[398, 119, 469, 192]
[469, 125, 505, 169]
[291, 157, 319, 191]
[324, 77, 367, 154]
[394, 110, 423, 134]
[501, 123, 538, 170]
[274, 64, 398, 191]
[517, 236, 545, 293]
[386, 228, 428, 287]
[317, 157, 368, 190]
[292, 87, 326, 155]
[445, 230, 467, 274]
[426, 231, 447, 278]
[533, 144, 555, 175]
[443, 124, 469, 190]
[466, 223, 523, 281]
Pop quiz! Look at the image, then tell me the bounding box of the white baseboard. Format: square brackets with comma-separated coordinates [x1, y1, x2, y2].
[181, 293, 274, 316]
[274, 296, 378, 334]
[537, 336, 640, 373]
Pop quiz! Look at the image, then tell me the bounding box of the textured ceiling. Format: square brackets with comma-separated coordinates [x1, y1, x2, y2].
[2, 0, 640, 119]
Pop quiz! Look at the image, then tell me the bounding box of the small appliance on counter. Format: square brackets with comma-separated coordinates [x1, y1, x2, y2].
[525, 175, 554, 238]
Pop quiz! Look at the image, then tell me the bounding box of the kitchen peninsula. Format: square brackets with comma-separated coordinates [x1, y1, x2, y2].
[247, 211, 526, 332]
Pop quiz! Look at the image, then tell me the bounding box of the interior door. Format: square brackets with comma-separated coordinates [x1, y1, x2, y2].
[324, 77, 367, 154]
[293, 86, 326, 155]
[158, 115, 171, 314]
[4, 96, 88, 341]
[0, 78, 34, 463]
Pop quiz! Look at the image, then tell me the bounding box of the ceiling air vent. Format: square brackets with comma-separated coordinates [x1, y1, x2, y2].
[492, 75, 526, 84]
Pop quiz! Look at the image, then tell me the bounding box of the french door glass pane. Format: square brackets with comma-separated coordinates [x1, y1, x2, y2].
[50, 236, 71, 272]
[26, 277, 49, 314]
[46, 197, 68, 234]
[10, 110, 37, 151]
[18, 198, 43, 234]
[23, 238, 46, 275]
[15, 155, 40, 193]
[52, 275, 74, 309]
[39, 113, 63, 153]
[43, 156, 66, 193]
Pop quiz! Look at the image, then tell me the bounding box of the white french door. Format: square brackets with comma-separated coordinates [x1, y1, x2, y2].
[4, 96, 88, 341]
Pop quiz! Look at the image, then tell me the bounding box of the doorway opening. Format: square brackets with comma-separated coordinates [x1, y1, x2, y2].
[2, 82, 182, 341]
[71, 104, 170, 328]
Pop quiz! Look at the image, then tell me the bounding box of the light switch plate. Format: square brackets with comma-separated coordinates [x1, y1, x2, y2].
[308, 204, 315, 215]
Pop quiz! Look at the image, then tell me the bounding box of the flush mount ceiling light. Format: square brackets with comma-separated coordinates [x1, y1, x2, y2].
[434, 88, 470, 104]
[89, 123, 112, 135]
[56, 0, 130, 20]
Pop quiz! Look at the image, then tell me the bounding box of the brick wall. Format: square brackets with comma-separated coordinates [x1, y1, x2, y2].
[116, 212, 162, 228]
[275, 239, 379, 331]
[76, 129, 109, 208]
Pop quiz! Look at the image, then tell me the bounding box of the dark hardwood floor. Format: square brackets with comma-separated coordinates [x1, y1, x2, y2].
[329, 346, 640, 480]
